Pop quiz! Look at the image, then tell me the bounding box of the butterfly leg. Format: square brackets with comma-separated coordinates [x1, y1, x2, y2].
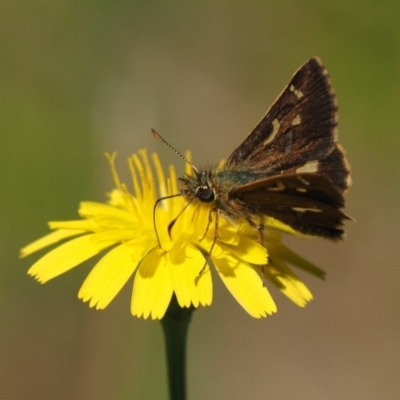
[199, 210, 213, 242]
[247, 218, 269, 285]
[199, 210, 220, 275]
[247, 218, 265, 244]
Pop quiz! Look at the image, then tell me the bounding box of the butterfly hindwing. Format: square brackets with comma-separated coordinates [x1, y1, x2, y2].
[229, 173, 348, 239]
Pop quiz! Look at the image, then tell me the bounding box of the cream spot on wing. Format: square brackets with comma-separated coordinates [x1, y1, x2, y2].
[262, 118, 280, 146]
[296, 160, 319, 174]
[292, 207, 322, 213]
[291, 115, 301, 126]
[267, 181, 285, 191]
[289, 85, 304, 99]
[296, 187, 307, 193]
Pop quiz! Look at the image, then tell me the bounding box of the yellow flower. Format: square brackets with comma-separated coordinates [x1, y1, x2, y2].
[20, 150, 324, 320]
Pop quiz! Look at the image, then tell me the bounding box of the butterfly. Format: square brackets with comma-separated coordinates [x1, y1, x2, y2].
[154, 57, 351, 242]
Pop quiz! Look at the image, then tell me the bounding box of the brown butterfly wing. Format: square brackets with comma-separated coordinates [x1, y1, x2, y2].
[229, 173, 349, 239]
[226, 57, 350, 192]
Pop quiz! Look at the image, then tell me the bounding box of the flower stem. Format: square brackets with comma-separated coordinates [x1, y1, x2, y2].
[161, 295, 195, 400]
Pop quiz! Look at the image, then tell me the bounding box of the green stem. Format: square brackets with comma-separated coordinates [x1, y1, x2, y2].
[160, 295, 195, 400]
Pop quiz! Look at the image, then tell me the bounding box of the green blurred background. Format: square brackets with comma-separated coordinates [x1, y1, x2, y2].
[2, 1, 399, 399]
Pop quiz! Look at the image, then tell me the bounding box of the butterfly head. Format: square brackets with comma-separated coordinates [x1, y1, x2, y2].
[179, 170, 217, 204]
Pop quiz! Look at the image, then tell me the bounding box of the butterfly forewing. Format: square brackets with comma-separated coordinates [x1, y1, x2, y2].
[226, 57, 343, 186]
[316, 145, 351, 192]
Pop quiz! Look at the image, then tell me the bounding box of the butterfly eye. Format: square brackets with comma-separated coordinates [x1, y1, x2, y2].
[197, 187, 215, 203]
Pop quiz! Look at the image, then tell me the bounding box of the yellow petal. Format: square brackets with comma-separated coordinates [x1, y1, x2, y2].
[20, 229, 85, 258]
[214, 256, 277, 318]
[48, 220, 97, 231]
[27, 234, 115, 283]
[79, 242, 142, 309]
[139, 149, 156, 197]
[169, 164, 178, 194]
[219, 236, 267, 265]
[169, 241, 212, 308]
[128, 156, 143, 201]
[107, 188, 128, 208]
[132, 153, 155, 207]
[278, 244, 325, 279]
[184, 151, 192, 176]
[78, 202, 134, 226]
[264, 258, 313, 307]
[104, 152, 121, 189]
[90, 229, 138, 243]
[152, 152, 167, 198]
[131, 249, 173, 320]
[265, 216, 299, 235]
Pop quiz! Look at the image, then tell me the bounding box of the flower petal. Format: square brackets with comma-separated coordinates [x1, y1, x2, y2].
[169, 241, 212, 308]
[78, 238, 153, 309]
[264, 258, 313, 307]
[265, 216, 299, 235]
[79, 202, 134, 227]
[78, 242, 142, 309]
[20, 229, 85, 258]
[27, 234, 115, 283]
[131, 249, 173, 320]
[90, 229, 139, 243]
[219, 237, 267, 265]
[48, 220, 97, 231]
[214, 256, 277, 318]
[278, 244, 325, 279]
[151, 152, 167, 198]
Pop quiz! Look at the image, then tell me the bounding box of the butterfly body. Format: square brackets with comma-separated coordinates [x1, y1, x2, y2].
[178, 57, 351, 240]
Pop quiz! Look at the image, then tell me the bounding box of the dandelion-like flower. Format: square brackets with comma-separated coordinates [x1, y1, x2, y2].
[21, 150, 325, 320]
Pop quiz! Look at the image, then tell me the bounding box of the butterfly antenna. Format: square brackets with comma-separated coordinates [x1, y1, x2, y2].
[151, 129, 199, 174]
